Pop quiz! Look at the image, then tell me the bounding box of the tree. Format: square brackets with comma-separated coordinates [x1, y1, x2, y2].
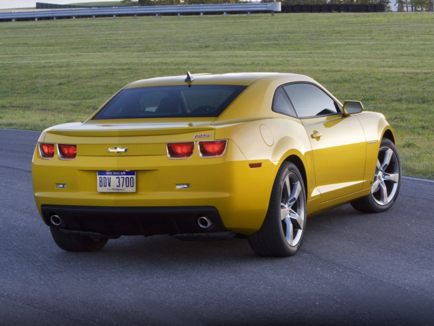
[138, 0, 242, 4]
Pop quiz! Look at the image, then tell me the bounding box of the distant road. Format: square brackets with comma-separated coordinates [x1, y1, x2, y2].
[0, 129, 433, 324]
[0, 0, 124, 10]
[0, 3, 281, 22]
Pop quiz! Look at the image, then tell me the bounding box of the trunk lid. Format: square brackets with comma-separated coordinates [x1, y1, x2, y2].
[43, 120, 217, 157]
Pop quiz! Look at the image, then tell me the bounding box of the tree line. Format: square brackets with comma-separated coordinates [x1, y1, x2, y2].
[137, 0, 239, 4]
[135, 0, 433, 11]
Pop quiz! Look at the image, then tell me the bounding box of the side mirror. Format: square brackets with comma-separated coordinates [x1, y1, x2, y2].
[342, 101, 364, 116]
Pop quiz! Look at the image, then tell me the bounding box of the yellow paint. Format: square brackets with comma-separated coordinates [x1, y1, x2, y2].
[32, 73, 395, 234]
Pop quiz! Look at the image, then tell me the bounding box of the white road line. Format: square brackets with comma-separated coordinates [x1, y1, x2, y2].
[402, 176, 434, 184]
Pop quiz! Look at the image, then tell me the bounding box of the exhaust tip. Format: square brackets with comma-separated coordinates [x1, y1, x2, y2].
[50, 215, 62, 227]
[197, 216, 213, 230]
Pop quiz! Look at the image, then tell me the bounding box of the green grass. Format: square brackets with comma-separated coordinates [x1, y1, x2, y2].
[0, 13, 433, 177]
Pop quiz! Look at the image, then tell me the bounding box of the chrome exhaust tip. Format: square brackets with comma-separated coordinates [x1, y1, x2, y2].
[197, 216, 213, 230]
[50, 215, 62, 227]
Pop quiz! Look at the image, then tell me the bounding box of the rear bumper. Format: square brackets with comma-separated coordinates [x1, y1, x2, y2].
[42, 205, 225, 237]
[33, 145, 277, 234]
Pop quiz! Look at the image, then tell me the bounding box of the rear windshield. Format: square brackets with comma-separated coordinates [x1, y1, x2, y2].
[93, 85, 245, 119]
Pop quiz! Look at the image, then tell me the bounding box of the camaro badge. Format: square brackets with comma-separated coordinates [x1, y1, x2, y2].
[193, 133, 210, 139]
[107, 146, 128, 154]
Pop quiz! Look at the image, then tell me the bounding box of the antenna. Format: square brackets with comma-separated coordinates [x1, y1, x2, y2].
[185, 71, 194, 85]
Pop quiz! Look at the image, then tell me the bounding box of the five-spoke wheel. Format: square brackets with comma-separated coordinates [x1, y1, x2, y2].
[371, 146, 400, 206]
[280, 173, 305, 247]
[352, 138, 401, 213]
[249, 162, 307, 257]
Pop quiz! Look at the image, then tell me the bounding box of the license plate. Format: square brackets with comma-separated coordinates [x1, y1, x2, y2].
[97, 171, 136, 193]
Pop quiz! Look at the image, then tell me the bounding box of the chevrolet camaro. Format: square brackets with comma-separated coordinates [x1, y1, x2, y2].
[32, 72, 401, 257]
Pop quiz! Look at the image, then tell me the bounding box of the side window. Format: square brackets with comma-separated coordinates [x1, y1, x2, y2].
[283, 83, 339, 118]
[272, 87, 297, 117]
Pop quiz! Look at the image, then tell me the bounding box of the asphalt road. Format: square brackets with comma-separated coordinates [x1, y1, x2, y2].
[0, 129, 433, 325]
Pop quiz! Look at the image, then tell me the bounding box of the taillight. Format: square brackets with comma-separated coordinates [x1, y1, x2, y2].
[167, 142, 194, 158]
[39, 143, 55, 158]
[199, 140, 227, 157]
[58, 144, 77, 159]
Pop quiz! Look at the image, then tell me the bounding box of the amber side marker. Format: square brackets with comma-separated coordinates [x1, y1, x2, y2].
[249, 163, 262, 168]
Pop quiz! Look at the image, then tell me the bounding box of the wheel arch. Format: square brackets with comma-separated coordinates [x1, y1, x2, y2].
[276, 151, 314, 199]
[382, 128, 396, 144]
[281, 154, 308, 198]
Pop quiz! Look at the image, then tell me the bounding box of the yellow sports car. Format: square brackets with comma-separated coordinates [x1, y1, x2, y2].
[32, 72, 401, 257]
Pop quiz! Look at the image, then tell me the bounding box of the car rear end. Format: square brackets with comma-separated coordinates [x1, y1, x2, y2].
[32, 81, 276, 238]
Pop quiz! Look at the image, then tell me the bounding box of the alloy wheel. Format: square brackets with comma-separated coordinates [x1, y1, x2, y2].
[371, 146, 400, 206]
[280, 173, 305, 246]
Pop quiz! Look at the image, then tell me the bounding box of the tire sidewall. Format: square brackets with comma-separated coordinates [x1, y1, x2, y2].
[50, 227, 107, 252]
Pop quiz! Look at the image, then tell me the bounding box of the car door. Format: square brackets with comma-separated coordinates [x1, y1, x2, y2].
[283, 83, 366, 202]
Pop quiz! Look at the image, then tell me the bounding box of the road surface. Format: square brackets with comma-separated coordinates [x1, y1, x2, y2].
[0, 129, 433, 325]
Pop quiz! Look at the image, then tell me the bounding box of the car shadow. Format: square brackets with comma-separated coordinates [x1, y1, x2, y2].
[50, 203, 375, 269]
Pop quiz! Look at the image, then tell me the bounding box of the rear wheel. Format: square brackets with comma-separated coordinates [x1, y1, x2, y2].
[351, 138, 401, 213]
[248, 162, 307, 257]
[50, 227, 108, 252]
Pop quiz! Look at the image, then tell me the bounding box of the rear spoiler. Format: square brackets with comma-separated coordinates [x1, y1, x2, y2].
[42, 121, 216, 138]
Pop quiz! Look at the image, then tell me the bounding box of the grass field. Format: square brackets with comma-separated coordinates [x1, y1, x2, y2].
[0, 13, 433, 177]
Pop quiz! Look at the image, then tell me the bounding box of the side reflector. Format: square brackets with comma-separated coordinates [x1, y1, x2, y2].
[58, 144, 77, 159]
[199, 140, 227, 157]
[167, 142, 194, 158]
[39, 143, 55, 158]
[249, 163, 262, 168]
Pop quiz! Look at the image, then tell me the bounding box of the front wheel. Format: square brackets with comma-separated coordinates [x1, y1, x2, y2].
[351, 138, 401, 213]
[248, 162, 307, 257]
[50, 227, 108, 252]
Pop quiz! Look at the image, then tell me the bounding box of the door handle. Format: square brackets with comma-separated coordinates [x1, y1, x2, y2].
[310, 130, 322, 140]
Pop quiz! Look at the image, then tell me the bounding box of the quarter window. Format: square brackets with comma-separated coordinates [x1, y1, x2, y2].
[272, 87, 297, 117]
[283, 84, 339, 118]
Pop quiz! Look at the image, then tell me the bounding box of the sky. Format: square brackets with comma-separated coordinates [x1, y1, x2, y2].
[0, 0, 138, 9]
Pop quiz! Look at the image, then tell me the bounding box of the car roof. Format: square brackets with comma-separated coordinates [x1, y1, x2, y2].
[126, 72, 314, 88]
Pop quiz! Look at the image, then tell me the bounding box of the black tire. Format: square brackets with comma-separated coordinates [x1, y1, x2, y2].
[351, 138, 401, 213]
[50, 227, 108, 252]
[248, 162, 307, 257]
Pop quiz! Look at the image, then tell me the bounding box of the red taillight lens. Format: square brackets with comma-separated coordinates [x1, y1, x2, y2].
[167, 142, 194, 158]
[39, 143, 55, 158]
[58, 144, 77, 159]
[199, 140, 227, 157]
